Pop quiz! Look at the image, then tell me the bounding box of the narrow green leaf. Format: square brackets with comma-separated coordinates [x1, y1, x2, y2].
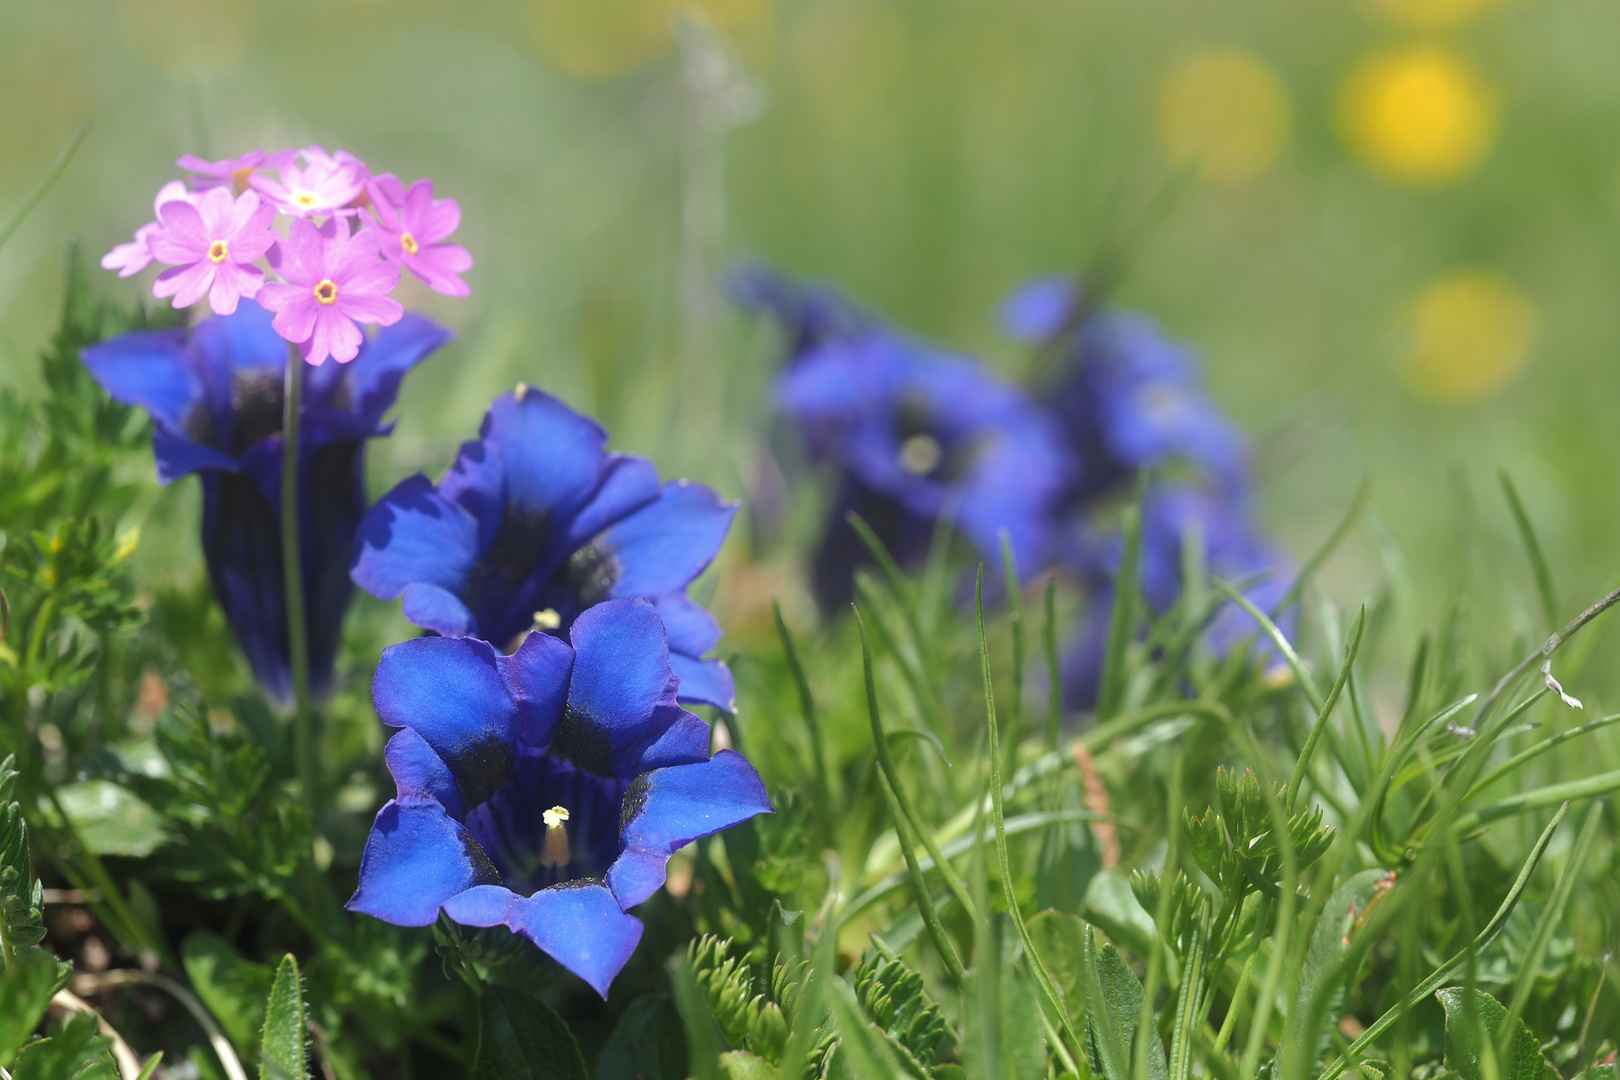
[470, 985, 588, 1080]
[258, 955, 308, 1080]
[1287, 607, 1365, 813]
[1276, 478, 1371, 615]
[597, 993, 687, 1080]
[772, 600, 833, 848]
[670, 954, 726, 1080]
[1025, 911, 1088, 1026]
[1437, 987, 1548, 1080]
[1498, 470, 1559, 632]
[1282, 869, 1395, 1079]
[718, 1050, 782, 1080]
[1098, 494, 1144, 723]
[1083, 929, 1165, 1080]
[135, 1050, 165, 1080]
[0, 122, 91, 253]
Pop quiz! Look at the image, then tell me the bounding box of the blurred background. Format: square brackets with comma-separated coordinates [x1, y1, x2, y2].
[5, 0, 1620, 686]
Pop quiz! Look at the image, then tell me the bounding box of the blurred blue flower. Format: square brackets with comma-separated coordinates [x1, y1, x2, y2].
[738, 269, 1074, 612]
[351, 387, 738, 710]
[1061, 485, 1295, 708]
[347, 598, 771, 997]
[81, 301, 447, 703]
[726, 262, 873, 368]
[1002, 276, 1249, 504]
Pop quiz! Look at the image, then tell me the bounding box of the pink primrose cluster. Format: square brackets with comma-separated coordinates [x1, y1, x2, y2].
[102, 147, 472, 365]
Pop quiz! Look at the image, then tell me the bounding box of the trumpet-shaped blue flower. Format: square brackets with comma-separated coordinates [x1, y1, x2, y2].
[1062, 485, 1294, 708]
[1003, 277, 1248, 504]
[81, 301, 447, 702]
[347, 598, 771, 997]
[350, 388, 738, 710]
[726, 262, 873, 368]
[776, 326, 1074, 612]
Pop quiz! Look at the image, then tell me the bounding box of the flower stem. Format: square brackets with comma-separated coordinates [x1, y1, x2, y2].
[281, 347, 314, 807]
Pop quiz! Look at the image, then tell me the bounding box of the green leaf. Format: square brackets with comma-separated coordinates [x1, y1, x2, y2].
[597, 993, 687, 1080]
[1025, 911, 1087, 1028]
[1280, 869, 1395, 1078]
[258, 954, 308, 1080]
[2, 755, 49, 959]
[1082, 929, 1165, 1080]
[0, 947, 71, 1067]
[470, 984, 588, 1080]
[10, 1012, 111, 1080]
[53, 780, 166, 858]
[183, 931, 274, 1058]
[717, 1051, 782, 1080]
[1436, 987, 1549, 1080]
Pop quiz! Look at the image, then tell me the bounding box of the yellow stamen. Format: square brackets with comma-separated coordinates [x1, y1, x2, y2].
[541, 806, 571, 869]
[295, 191, 318, 208]
[313, 279, 339, 306]
[400, 231, 419, 255]
[898, 433, 943, 476]
[207, 240, 229, 265]
[532, 608, 562, 631]
[231, 166, 254, 194]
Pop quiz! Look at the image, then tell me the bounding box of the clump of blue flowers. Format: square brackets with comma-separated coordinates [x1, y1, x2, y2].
[348, 598, 771, 996]
[81, 302, 448, 701]
[350, 385, 739, 710]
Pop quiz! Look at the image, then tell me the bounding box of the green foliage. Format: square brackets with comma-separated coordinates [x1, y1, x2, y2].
[1436, 987, 1555, 1080]
[1, 754, 48, 959]
[851, 951, 954, 1072]
[259, 954, 309, 1080]
[184, 931, 275, 1058]
[0, 946, 72, 1068]
[10, 1012, 113, 1080]
[469, 985, 587, 1080]
[688, 935, 811, 1065]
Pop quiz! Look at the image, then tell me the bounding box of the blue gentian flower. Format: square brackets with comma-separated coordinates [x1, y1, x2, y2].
[350, 387, 738, 710]
[1002, 276, 1248, 505]
[347, 598, 771, 997]
[1062, 485, 1294, 708]
[80, 300, 448, 702]
[760, 300, 1073, 612]
[725, 262, 873, 368]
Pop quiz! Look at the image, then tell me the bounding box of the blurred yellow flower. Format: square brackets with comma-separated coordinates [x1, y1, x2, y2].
[530, 0, 771, 80]
[1340, 46, 1496, 187]
[1399, 270, 1535, 402]
[1369, 0, 1497, 31]
[1156, 49, 1291, 185]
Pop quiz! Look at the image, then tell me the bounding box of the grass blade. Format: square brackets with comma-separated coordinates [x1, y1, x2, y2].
[773, 599, 834, 848]
[1499, 470, 1558, 632]
[0, 122, 91, 253]
[1276, 477, 1371, 616]
[1287, 606, 1365, 813]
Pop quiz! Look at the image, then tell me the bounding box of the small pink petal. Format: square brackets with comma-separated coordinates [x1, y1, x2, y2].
[153, 261, 215, 309]
[271, 297, 319, 346]
[337, 293, 404, 326]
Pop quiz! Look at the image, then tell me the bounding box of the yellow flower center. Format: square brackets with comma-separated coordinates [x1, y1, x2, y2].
[313, 279, 339, 306]
[898, 433, 943, 476]
[532, 608, 562, 631]
[541, 806, 571, 869]
[207, 240, 229, 264]
[231, 166, 254, 193]
[400, 231, 419, 255]
[295, 191, 318, 208]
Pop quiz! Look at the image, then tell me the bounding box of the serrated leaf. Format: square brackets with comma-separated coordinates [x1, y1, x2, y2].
[1436, 987, 1548, 1080]
[183, 932, 273, 1058]
[0, 948, 72, 1068]
[470, 985, 587, 1080]
[597, 993, 687, 1080]
[11, 1011, 112, 1080]
[1082, 930, 1166, 1080]
[259, 954, 307, 1080]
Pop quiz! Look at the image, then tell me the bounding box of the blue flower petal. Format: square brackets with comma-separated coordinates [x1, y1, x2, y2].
[80, 329, 202, 434]
[650, 593, 722, 657]
[500, 630, 575, 748]
[352, 475, 481, 603]
[384, 728, 463, 819]
[434, 438, 507, 556]
[553, 599, 680, 777]
[347, 799, 501, 926]
[607, 750, 773, 909]
[402, 583, 477, 638]
[446, 880, 644, 1000]
[597, 481, 735, 598]
[373, 636, 520, 807]
[152, 427, 238, 485]
[1000, 275, 1079, 343]
[337, 315, 452, 425]
[668, 654, 735, 713]
[632, 709, 713, 772]
[484, 388, 608, 519]
[565, 454, 661, 548]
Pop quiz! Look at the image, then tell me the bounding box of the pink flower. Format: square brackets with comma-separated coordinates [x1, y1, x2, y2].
[257, 216, 403, 365]
[363, 175, 473, 297]
[148, 187, 278, 315]
[250, 145, 368, 218]
[178, 150, 290, 194]
[101, 181, 191, 277]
